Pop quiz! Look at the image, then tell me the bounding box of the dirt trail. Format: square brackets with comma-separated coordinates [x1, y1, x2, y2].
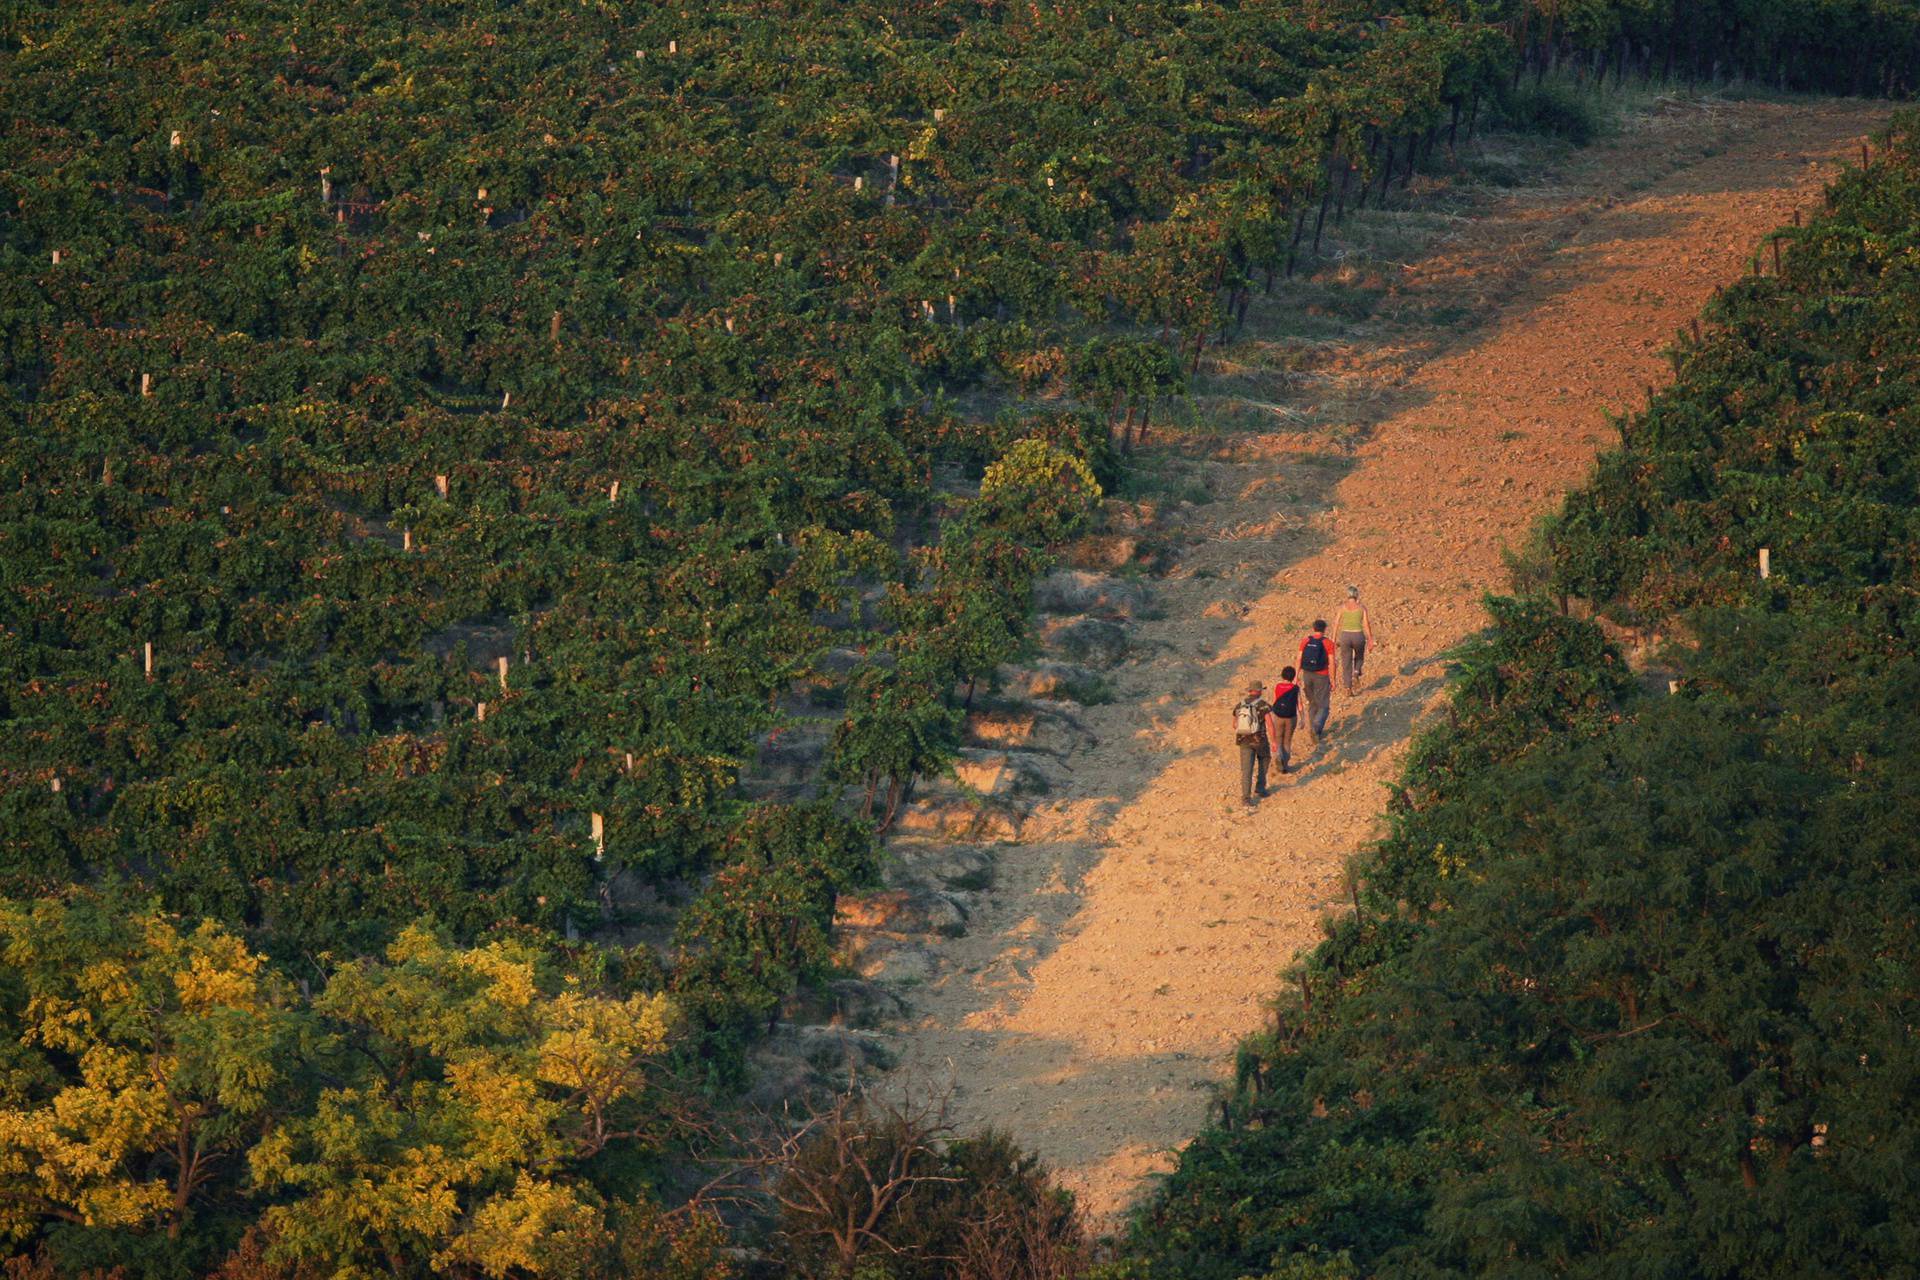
[884, 98, 1887, 1224]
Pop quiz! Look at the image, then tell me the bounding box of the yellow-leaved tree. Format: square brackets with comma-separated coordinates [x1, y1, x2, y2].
[250, 925, 677, 1279]
[0, 895, 292, 1242]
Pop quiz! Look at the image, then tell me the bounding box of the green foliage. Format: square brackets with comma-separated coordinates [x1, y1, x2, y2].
[978, 440, 1104, 549]
[1494, 79, 1605, 144]
[1370, 595, 1631, 908]
[0, 2, 1503, 1106]
[1509, 0, 1920, 96]
[661, 807, 873, 1073]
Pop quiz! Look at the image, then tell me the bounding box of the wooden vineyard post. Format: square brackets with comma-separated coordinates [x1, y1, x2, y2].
[608, 480, 620, 503]
[50, 249, 61, 265]
[624, 752, 634, 772]
[550, 310, 562, 344]
[1772, 237, 1782, 274]
[476, 701, 487, 722]
[591, 812, 605, 860]
[773, 251, 783, 267]
[1862, 140, 1871, 169]
[435, 474, 448, 498]
[143, 642, 153, 680]
[1691, 317, 1702, 345]
[497, 656, 509, 691]
[1668, 679, 1681, 695]
[50, 777, 60, 794]
[169, 130, 182, 149]
[1759, 548, 1771, 579]
[853, 175, 863, 191]
[500, 390, 511, 410]
[402, 527, 412, 552]
[320, 167, 331, 210]
[668, 39, 677, 53]
[140, 373, 152, 397]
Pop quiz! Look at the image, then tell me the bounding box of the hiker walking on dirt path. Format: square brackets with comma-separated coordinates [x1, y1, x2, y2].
[1268, 666, 1301, 774]
[1332, 585, 1377, 697]
[1298, 621, 1333, 741]
[1232, 681, 1273, 804]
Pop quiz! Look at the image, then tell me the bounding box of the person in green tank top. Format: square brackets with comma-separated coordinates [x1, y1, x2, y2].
[1332, 584, 1376, 697]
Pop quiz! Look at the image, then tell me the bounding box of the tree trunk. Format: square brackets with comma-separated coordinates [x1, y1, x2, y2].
[876, 774, 908, 836]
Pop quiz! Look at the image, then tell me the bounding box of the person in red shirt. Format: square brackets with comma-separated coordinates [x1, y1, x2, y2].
[1298, 620, 1334, 740]
[1268, 665, 1301, 773]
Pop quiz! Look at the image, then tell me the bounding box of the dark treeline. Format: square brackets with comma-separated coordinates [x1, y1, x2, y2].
[1508, 0, 1920, 97]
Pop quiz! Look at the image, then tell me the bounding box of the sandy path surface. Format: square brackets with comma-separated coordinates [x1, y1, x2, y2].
[885, 98, 1887, 1225]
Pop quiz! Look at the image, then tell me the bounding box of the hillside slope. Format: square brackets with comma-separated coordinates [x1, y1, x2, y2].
[883, 96, 1889, 1224]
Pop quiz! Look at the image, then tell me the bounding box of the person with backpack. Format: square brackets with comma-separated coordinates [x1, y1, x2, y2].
[1269, 666, 1301, 774]
[1331, 584, 1377, 697]
[1298, 620, 1333, 740]
[1231, 681, 1272, 804]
